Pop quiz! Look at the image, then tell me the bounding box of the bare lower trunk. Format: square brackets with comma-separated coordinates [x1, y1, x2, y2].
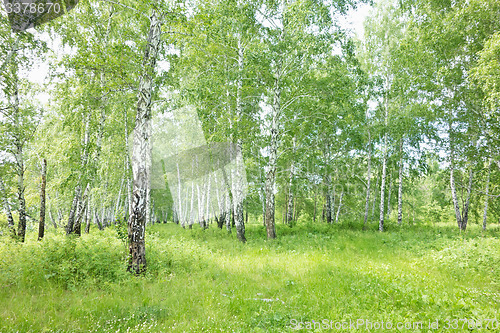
[364, 132, 372, 228]
[286, 168, 294, 226]
[387, 171, 392, 217]
[85, 197, 91, 234]
[264, 166, 276, 239]
[232, 142, 246, 242]
[95, 210, 103, 230]
[450, 144, 462, 229]
[232, 36, 246, 242]
[483, 160, 491, 231]
[205, 175, 211, 228]
[128, 10, 161, 274]
[372, 172, 378, 221]
[264, 83, 279, 239]
[397, 140, 403, 225]
[313, 186, 317, 223]
[66, 186, 82, 234]
[325, 175, 333, 224]
[0, 177, 15, 236]
[11, 74, 26, 241]
[38, 159, 47, 240]
[16, 142, 26, 242]
[176, 162, 183, 225]
[292, 196, 297, 224]
[460, 168, 474, 231]
[48, 208, 57, 229]
[335, 191, 344, 223]
[379, 143, 387, 232]
[74, 185, 89, 236]
[379, 92, 389, 232]
[124, 108, 132, 219]
[286, 138, 296, 226]
[245, 203, 248, 224]
[259, 184, 265, 226]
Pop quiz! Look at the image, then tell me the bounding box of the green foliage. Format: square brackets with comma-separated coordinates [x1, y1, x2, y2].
[113, 218, 128, 244]
[0, 229, 129, 290]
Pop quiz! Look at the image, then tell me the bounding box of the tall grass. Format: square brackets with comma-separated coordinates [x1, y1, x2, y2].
[0, 221, 498, 332]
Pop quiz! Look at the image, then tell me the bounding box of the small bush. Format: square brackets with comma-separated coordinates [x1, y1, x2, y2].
[0, 229, 129, 290]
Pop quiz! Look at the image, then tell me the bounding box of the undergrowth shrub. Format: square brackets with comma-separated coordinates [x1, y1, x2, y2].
[146, 232, 212, 277]
[0, 229, 129, 290]
[429, 237, 500, 279]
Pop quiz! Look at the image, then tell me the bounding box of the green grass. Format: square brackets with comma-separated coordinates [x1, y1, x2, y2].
[0, 221, 498, 332]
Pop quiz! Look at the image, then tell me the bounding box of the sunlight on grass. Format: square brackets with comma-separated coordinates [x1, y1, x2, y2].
[0, 222, 498, 332]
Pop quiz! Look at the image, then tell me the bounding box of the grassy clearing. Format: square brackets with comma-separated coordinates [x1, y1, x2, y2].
[0, 221, 498, 332]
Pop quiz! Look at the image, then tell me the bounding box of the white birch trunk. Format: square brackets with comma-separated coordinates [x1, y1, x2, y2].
[231, 35, 246, 241]
[387, 170, 392, 217]
[38, 159, 47, 240]
[364, 131, 372, 228]
[449, 139, 462, 229]
[482, 160, 491, 231]
[128, 10, 161, 274]
[0, 177, 15, 235]
[286, 138, 296, 226]
[397, 140, 404, 225]
[379, 87, 389, 232]
[335, 191, 344, 224]
[264, 82, 279, 239]
[461, 167, 474, 231]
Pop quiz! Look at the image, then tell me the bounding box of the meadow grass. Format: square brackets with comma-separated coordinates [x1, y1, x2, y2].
[0, 220, 498, 332]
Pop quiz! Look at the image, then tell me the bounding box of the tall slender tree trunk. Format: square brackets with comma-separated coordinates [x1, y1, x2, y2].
[335, 191, 344, 223]
[364, 131, 372, 229]
[325, 175, 333, 224]
[286, 139, 296, 226]
[205, 174, 212, 229]
[114, 178, 124, 221]
[245, 203, 248, 224]
[379, 147, 387, 232]
[15, 139, 26, 242]
[67, 110, 91, 235]
[85, 196, 91, 234]
[461, 168, 474, 231]
[38, 159, 47, 240]
[48, 207, 57, 229]
[11, 74, 26, 242]
[0, 177, 15, 236]
[232, 35, 246, 242]
[95, 209, 103, 230]
[322, 203, 325, 222]
[176, 162, 183, 225]
[259, 184, 265, 227]
[74, 185, 89, 236]
[264, 0, 290, 239]
[482, 159, 491, 231]
[232, 149, 246, 241]
[264, 78, 281, 239]
[214, 171, 224, 229]
[128, 10, 161, 274]
[387, 170, 392, 218]
[449, 138, 462, 229]
[66, 186, 81, 234]
[379, 88, 389, 232]
[372, 171, 378, 221]
[313, 185, 317, 223]
[397, 139, 404, 225]
[225, 191, 232, 232]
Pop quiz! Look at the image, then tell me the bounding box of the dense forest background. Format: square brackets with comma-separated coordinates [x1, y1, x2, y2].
[1, 0, 499, 332]
[2, 0, 500, 243]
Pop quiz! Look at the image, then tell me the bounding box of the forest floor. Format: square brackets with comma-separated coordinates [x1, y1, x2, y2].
[0, 220, 498, 332]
